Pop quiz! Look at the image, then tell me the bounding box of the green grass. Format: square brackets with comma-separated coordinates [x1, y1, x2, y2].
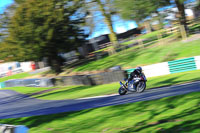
[0, 72, 32, 82]
[121, 33, 177, 52]
[137, 30, 164, 40]
[0, 91, 199, 133]
[1, 86, 56, 94]
[92, 30, 164, 53]
[122, 30, 165, 46]
[73, 38, 200, 71]
[189, 23, 200, 31]
[3, 69, 200, 100]
[0, 70, 49, 83]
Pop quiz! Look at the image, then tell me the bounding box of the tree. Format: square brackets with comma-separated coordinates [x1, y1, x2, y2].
[0, 40, 24, 62]
[84, 0, 119, 52]
[14, 0, 26, 4]
[194, 0, 200, 18]
[198, 0, 200, 7]
[7, 0, 87, 73]
[114, 0, 171, 33]
[114, 0, 170, 22]
[114, 0, 191, 30]
[0, 21, 3, 38]
[174, 0, 187, 29]
[0, 5, 16, 40]
[96, 0, 118, 49]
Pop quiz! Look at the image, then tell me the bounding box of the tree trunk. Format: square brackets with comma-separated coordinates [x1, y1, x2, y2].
[47, 50, 64, 74]
[194, 0, 200, 18]
[144, 20, 152, 33]
[48, 56, 64, 74]
[174, 0, 187, 30]
[96, 0, 118, 51]
[155, 11, 163, 30]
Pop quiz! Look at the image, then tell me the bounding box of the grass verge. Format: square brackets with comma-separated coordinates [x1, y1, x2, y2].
[0, 70, 50, 83]
[0, 91, 199, 133]
[2, 69, 200, 100]
[0, 72, 32, 82]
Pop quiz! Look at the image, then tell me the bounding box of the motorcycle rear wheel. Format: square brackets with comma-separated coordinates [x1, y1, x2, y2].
[118, 87, 127, 95]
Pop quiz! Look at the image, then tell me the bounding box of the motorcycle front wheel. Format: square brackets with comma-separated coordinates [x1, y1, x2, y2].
[136, 81, 146, 93]
[118, 87, 127, 95]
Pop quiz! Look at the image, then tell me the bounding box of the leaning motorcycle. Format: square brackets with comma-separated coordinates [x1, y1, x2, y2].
[118, 74, 147, 95]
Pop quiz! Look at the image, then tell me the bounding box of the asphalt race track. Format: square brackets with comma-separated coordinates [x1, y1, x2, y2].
[0, 81, 200, 119]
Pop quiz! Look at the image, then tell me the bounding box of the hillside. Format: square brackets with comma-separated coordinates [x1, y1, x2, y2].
[72, 35, 200, 72]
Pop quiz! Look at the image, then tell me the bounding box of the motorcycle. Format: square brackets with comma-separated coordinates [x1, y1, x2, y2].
[118, 74, 147, 95]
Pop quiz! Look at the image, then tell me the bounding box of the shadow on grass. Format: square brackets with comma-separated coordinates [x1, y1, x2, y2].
[117, 94, 200, 132]
[119, 109, 200, 133]
[151, 77, 179, 87]
[0, 92, 199, 132]
[0, 109, 95, 129]
[149, 75, 200, 89]
[157, 119, 200, 133]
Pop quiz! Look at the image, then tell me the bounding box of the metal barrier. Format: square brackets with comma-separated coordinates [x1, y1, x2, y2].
[60, 75, 91, 86]
[0, 82, 5, 88]
[89, 70, 126, 85]
[3, 78, 54, 88]
[29, 67, 50, 75]
[0, 71, 126, 87]
[0, 124, 28, 133]
[168, 57, 197, 73]
[56, 70, 126, 86]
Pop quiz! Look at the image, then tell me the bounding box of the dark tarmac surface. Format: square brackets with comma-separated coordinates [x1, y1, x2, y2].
[0, 81, 200, 119]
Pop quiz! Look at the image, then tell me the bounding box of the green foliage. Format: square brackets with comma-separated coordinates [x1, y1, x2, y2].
[0, 4, 18, 39]
[14, 0, 26, 4]
[114, 0, 170, 22]
[0, 13, 8, 40]
[0, 21, 3, 37]
[0, 10, 22, 61]
[0, 92, 199, 133]
[7, 0, 87, 72]
[114, 0, 189, 30]
[1, 86, 56, 93]
[193, 0, 200, 20]
[0, 41, 24, 62]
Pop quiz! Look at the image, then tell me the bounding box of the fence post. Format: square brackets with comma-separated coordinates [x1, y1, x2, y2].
[108, 46, 115, 55]
[157, 32, 163, 45]
[180, 25, 187, 40]
[138, 39, 144, 48]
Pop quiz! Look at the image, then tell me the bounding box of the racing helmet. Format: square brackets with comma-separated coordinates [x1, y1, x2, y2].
[136, 66, 142, 73]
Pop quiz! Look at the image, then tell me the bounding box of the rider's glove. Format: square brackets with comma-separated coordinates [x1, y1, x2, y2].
[125, 81, 128, 86]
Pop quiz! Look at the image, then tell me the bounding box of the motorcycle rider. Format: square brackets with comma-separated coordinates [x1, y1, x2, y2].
[128, 67, 143, 82]
[127, 67, 146, 88]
